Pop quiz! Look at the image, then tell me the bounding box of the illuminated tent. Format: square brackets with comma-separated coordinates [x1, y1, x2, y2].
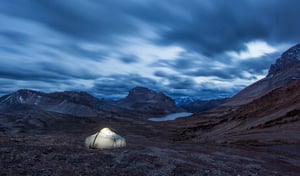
[85, 128, 126, 149]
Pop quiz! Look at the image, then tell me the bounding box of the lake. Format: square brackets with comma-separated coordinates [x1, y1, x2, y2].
[148, 112, 193, 121]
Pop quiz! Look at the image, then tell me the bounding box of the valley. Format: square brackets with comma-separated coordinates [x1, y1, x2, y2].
[1, 44, 300, 175]
[1, 115, 300, 176]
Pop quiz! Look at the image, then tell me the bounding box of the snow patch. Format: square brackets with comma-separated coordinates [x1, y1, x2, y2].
[2, 95, 11, 103]
[34, 96, 41, 105]
[18, 96, 24, 103]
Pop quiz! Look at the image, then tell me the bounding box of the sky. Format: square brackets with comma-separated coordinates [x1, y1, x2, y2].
[0, 0, 299, 100]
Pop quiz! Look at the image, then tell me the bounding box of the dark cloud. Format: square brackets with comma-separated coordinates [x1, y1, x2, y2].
[0, 31, 30, 46]
[237, 52, 282, 75]
[0, 57, 100, 82]
[1, 0, 299, 50]
[152, 50, 282, 80]
[119, 55, 139, 64]
[154, 71, 196, 89]
[0, 68, 68, 81]
[92, 74, 159, 99]
[90, 73, 236, 100]
[0, 0, 137, 42]
[167, 78, 196, 90]
[152, 71, 236, 99]
[154, 70, 169, 78]
[44, 43, 108, 62]
[37, 61, 101, 80]
[149, 0, 300, 56]
[0, 77, 88, 97]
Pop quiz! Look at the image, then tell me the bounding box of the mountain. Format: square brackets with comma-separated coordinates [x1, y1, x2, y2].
[0, 89, 151, 133]
[175, 80, 300, 145]
[114, 86, 183, 115]
[172, 44, 300, 145]
[0, 89, 113, 117]
[174, 97, 195, 106]
[181, 98, 229, 113]
[223, 43, 300, 106]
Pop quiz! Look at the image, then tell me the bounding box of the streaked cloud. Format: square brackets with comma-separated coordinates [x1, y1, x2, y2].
[227, 41, 277, 60]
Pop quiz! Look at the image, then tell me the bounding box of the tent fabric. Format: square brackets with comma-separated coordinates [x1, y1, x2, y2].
[85, 128, 126, 149]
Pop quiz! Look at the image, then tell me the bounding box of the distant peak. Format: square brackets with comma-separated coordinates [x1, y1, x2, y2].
[281, 43, 300, 60]
[132, 86, 150, 91]
[125, 86, 172, 101]
[267, 44, 300, 77]
[15, 89, 41, 96]
[129, 86, 155, 94]
[16, 89, 37, 93]
[62, 91, 90, 96]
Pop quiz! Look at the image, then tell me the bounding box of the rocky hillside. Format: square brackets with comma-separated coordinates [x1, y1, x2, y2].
[0, 89, 112, 117]
[223, 43, 300, 106]
[174, 80, 300, 144]
[171, 44, 300, 145]
[268, 44, 300, 77]
[115, 86, 183, 115]
[181, 98, 229, 113]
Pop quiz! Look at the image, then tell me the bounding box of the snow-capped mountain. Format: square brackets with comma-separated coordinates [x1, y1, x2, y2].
[174, 97, 196, 106]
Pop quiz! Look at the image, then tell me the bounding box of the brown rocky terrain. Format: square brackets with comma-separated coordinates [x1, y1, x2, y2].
[1, 88, 300, 175]
[1, 115, 300, 176]
[181, 98, 229, 113]
[1, 84, 300, 175]
[171, 80, 300, 145]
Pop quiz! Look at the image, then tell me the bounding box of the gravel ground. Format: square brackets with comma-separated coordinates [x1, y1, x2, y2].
[1, 130, 300, 176]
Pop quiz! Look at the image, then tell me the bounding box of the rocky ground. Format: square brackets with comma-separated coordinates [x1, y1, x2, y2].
[1, 119, 300, 176]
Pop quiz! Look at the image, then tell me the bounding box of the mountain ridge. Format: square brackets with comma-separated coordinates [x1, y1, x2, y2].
[0, 89, 109, 117]
[171, 44, 300, 145]
[181, 98, 229, 113]
[222, 43, 300, 106]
